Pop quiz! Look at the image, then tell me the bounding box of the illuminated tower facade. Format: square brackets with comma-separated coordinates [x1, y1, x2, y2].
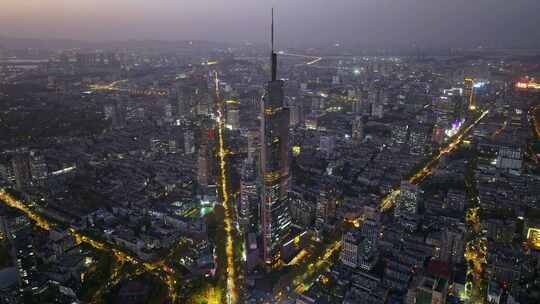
[260, 10, 292, 268]
[464, 77, 476, 110]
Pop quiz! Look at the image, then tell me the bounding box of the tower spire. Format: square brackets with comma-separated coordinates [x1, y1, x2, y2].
[271, 8, 274, 53]
[271, 8, 277, 81]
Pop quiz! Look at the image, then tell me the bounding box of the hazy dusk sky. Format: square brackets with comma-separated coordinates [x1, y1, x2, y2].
[1, 0, 540, 48]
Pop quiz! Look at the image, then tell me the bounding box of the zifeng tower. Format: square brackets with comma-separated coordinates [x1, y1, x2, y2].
[260, 9, 292, 269]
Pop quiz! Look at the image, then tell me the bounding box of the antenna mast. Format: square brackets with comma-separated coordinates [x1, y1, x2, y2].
[271, 8, 274, 53]
[271, 8, 277, 81]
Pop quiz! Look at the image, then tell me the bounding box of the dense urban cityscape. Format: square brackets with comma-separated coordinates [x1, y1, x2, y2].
[2, 2, 540, 304]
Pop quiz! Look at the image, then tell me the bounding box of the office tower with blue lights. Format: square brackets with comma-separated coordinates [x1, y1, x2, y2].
[260, 10, 292, 268]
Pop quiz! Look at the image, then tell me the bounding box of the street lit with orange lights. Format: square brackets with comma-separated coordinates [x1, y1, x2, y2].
[379, 188, 401, 212]
[376, 109, 490, 302]
[275, 238, 341, 302]
[293, 240, 341, 294]
[379, 110, 489, 212]
[0, 189, 51, 230]
[463, 155, 487, 304]
[0, 189, 179, 302]
[272, 109, 489, 302]
[516, 80, 540, 90]
[214, 71, 242, 303]
[0, 189, 136, 301]
[408, 110, 489, 185]
[88, 79, 127, 92]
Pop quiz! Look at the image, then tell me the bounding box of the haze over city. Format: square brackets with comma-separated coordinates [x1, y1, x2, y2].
[2, 0, 540, 48]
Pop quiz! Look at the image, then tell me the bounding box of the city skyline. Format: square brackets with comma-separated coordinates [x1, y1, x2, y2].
[2, 2, 540, 304]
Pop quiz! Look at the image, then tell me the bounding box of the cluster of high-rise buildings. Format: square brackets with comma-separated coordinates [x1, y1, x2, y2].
[2, 26, 540, 304]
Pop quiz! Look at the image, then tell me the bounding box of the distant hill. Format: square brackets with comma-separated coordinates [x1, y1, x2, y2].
[0, 36, 232, 50]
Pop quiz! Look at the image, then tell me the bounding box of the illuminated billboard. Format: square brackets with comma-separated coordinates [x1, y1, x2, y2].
[445, 119, 466, 137]
[527, 228, 540, 249]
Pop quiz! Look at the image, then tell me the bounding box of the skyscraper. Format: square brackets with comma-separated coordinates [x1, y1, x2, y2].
[184, 130, 195, 155]
[29, 150, 48, 186]
[226, 108, 240, 130]
[12, 154, 31, 191]
[464, 77, 476, 110]
[352, 116, 364, 144]
[395, 181, 420, 231]
[340, 231, 360, 268]
[319, 135, 336, 158]
[409, 123, 431, 156]
[246, 130, 260, 163]
[197, 141, 211, 188]
[260, 10, 292, 268]
[441, 225, 465, 265]
[315, 183, 337, 229]
[240, 158, 258, 233]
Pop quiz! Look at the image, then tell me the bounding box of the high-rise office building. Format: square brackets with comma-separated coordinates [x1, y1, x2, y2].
[150, 138, 162, 153]
[289, 104, 300, 127]
[464, 77, 476, 110]
[315, 184, 337, 229]
[395, 181, 420, 231]
[371, 103, 384, 119]
[260, 11, 292, 268]
[104, 104, 115, 121]
[496, 146, 522, 171]
[432, 96, 456, 143]
[409, 124, 431, 156]
[240, 159, 258, 233]
[340, 219, 380, 271]
[362, 218, 380, 246]
[319, 135, 336, 158]
[184, 131, 195, 155]
[347, 88, 357, 100]
[163, 103, 173, 121]
[104, 103, 125, 129]
[413, 275, 448, 304]
[168, 139, 178, 154]
[0, 160, 14, 183]
[332, 75, 340, 85]
[289, 192, 314, 228]
[177, 90, 187, 117]
[247, 130, 260, 163]
[352, 116, 364, 144]
[340, 231, 360, 268]
[197, 122, 215, 190]
[352, 89, 368, 114]
[197, 142, 211, 188]
[352, 99, 363, 115]
[29, 150, 48, 185]
[358, 225, 379, 271]
[226, 108, 240, 130]
[225, 99, 240, 130]
[366, 87, 384, 118]
[441, 225, 465, 265]
[391, 123, 409, 148]
[12, 154, 31, 191]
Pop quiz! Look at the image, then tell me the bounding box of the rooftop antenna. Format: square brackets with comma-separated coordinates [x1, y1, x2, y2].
[271, 8, 277, 81]
[271, 8, 274, 53]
